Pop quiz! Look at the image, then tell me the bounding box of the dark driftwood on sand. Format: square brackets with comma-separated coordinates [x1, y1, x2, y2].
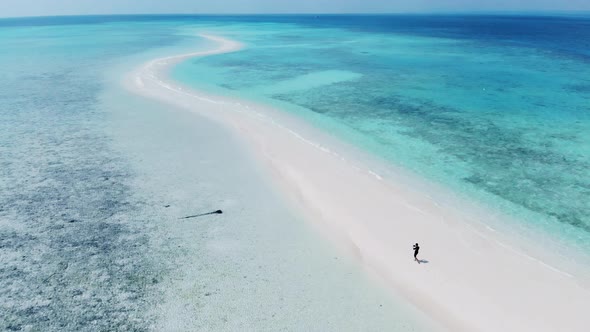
[180, 210, 223, 219]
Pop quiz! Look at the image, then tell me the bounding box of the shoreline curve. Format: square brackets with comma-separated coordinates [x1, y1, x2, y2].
[125, 33, 590, 332]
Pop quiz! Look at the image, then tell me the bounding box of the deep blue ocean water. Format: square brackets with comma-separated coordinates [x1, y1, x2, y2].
[1, 14, 589, 331]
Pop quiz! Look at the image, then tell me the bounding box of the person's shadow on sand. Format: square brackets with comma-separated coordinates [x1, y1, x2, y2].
[417, 259, 429, 264]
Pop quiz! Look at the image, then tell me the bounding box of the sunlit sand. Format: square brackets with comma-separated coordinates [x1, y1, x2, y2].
[127, 34, 590, 332]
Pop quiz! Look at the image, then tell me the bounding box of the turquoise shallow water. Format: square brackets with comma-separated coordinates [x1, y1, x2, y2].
[0, 20, 185, 331]
[170, 16, 590, 255]
[0, 16, 444, 331]
[1, 14, 589, 331]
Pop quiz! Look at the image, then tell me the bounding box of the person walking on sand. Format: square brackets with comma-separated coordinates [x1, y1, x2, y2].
[413, 243, 420, 263]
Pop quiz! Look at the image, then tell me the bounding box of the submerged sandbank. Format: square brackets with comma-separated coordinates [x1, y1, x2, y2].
[126, 34, 590, 332]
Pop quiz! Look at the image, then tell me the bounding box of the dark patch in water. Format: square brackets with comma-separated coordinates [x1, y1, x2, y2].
[563, 83, 590, 93]
[273, 76, 590, 233]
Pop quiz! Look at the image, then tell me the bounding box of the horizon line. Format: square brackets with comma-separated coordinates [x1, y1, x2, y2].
[2, 10, 590, 20]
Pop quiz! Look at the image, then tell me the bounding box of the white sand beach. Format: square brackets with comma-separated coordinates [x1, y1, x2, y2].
[126, 34, 590, 332]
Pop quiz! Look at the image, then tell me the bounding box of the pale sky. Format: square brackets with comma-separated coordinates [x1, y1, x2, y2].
[0, 0, 589, 18]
